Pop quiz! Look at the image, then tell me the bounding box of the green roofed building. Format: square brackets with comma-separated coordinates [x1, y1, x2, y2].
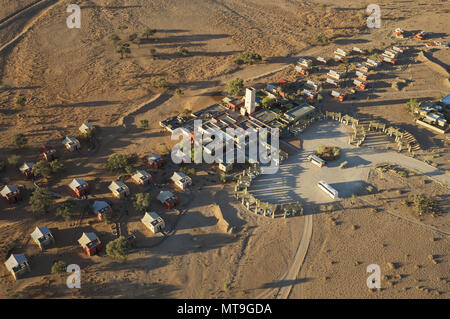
[283, 103, 316, 124]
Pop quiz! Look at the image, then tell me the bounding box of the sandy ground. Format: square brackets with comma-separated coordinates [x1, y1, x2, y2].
[0, 0, 449, 299]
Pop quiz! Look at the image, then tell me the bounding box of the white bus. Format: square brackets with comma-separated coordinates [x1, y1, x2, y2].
[308, 155, 326, 167]
[317, 180, 338, 199]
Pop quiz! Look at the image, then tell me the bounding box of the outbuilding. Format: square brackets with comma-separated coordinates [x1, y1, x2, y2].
[62, 137, 80, 152]
[92, 201, 112, 220]
[19, 162, 35, 178]
[4, 254, 30, 280]
[157, 190, 178, 209]
[40, 145, 56, 161]
[79, 123, 95, 135]
[78, 232, 102, 256]
[147, 153, 166, 168]
[108, 181, 130, 198]
[141, 212, 165, 234]
[171, 172, 192, 191]
[68, 178, 90, 198]
[30, 226, 55, 250]
[131, 170, 152, 185]
[1, 185, 21, 203]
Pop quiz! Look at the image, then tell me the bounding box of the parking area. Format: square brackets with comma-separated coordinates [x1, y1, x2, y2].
[250, 121, 450, 206]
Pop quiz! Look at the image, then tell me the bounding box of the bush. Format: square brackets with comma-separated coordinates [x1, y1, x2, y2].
[312, 34, 329, 46]
[105, 154, 132, 173]
[29, 188, 54, 214]
[51, 261, 67, 274]
[128, 33, 138, 42]
[411, 194, 436, 216]
[106, 236, 128, 260]
[139, 119, 149, 129]
[175, 88, 184, 96]
[7, 155, 21, 167]
[226, 78, 244, 96]
[316, 145, 340, 161]
[235, 51, 262, 64]
[56, 201, 77, 222]
[177, 46, 189, 56]
[406, 98, 420, 113]
[49, 159, 65, 174]
[12, 133, 27, 148]
[151, 78, 169, 89]
[261, 96, 276, 109]
[142, 28, 156, 39]
[16, 96, 26, 106]
[132, 193, 150, 213]
[32, 160, 52, 179]
[0, 160, 5, 172]
[108, 34, 120, 44]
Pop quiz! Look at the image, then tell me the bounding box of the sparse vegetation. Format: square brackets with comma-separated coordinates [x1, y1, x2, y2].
[116, 45, 131, 59]
[108, 34, 120, 44]
[177, 46, 190, 56]
[32, 160, 52, 179]
[15, 96, 26, 106]
[312, 34, 329, 46]
[410, 194, 437, 216]
[139, 119, 149, 129]
[12, 133, 27, 148]
[7, 155, 21, 167]
[142, 28, 156, 39]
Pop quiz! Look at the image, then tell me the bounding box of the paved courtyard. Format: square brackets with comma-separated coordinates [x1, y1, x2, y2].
[250, 121, 449, 206]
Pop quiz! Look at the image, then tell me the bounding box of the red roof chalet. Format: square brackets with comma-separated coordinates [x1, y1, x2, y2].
[1, 185, 22, 204]
[40, 146, 56, 162]
[147, 153, 166, 168]
[78, 232, 102, 256]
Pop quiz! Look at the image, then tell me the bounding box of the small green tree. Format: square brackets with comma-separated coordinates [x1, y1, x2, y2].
[0, 160, 5, 172]
[108, 34, 120, 44]
[226, 78, 244, 96]
[7, 155, 21, 167]
[132, 193, 150, 213]
[29, 188, 54, 214]
[142, 28, 156, 39]
[16, 96, 26, 106]
[151, 78, 169, 88]
[12, 133, 27, 148]
[49, 159, 65, 174]
[106, 236, 128, 260]
[105, 154, 129, 173]
[51, 261, 67, 274]
[116, 45, 131, 59]
[177, 46, 189, 56]
[32, 160, 52, 179]
[261, 96, 276, 109]
[406, 98, 420, 113]
[220, 172, 227, 183]
[56, 201, 77, 222]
